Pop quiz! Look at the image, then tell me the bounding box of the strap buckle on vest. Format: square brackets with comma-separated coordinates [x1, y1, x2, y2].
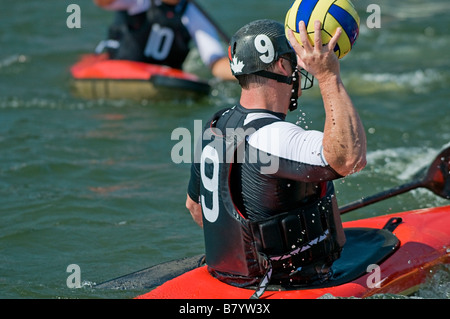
[250, 256, 272, 299]
[249, 229, 331, 299]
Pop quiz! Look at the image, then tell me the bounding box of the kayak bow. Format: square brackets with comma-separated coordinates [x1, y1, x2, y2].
[137, 206, 450, 299]
[94, 145, 450, 299]
[70, 54, 211, 100]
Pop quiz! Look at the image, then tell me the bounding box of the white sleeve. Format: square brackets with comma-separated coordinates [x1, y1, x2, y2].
[181, 4, 226, 67]
[248, 122, 328, 167]
[100, 0, 150, 15]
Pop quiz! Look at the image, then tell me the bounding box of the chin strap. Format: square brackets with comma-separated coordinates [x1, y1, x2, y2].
[289, 68, 300, 111]
[253, 68, 301, 111]
[253, 70, 295, 85]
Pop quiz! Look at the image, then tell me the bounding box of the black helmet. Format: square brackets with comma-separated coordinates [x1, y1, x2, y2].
[228, 19, 313, 111]
[228, 19, 296, 76]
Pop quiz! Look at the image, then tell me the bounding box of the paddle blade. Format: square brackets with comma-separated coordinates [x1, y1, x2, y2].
[424, 146, 450, 199]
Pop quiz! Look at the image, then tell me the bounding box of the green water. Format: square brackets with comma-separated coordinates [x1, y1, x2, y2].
[0, 0, 448, 299]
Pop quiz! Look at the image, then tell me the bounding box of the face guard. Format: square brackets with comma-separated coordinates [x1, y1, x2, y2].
[256, 55, 314, 111]
[280, 55, 314, 111]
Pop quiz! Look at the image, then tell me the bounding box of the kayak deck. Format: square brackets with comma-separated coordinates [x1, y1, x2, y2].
[137, 206, 450, 299]
[69, 54, 211, 100]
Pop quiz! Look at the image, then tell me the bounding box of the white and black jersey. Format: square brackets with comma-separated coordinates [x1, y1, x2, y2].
[188, 104, 342, 221]
[100, 0, 226, 68]
[188, 104, 345, 286]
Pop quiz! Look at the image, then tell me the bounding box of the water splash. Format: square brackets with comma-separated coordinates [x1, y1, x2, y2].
[414, 264, 450, 299]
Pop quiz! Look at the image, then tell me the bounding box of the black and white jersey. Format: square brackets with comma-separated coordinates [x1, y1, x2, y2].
[188, 104, 342, 221]
[100, 0, 226, 68]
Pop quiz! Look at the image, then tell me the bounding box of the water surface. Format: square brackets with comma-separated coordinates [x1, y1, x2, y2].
[0, 0, 448, 298]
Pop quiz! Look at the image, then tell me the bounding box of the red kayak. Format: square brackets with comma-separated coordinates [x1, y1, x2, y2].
[137, 206, 450, 299]
[70, 53, 210, 100]
[93, 105, 449, 301]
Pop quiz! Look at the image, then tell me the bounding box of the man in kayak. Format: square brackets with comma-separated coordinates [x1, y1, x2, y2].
[185, 19, 366, 292]
[93, 0, 234, 80]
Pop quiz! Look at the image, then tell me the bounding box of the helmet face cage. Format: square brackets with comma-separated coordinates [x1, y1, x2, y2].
[300, 69, 314, 90]
[281, 54, 314, 91]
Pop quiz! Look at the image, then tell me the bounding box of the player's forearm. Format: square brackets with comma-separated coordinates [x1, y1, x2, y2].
[319, 74, 367, 176]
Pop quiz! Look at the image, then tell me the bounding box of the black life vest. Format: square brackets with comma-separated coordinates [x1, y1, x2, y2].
[199, 107, 345, 289]
[106, 0, 191, 69]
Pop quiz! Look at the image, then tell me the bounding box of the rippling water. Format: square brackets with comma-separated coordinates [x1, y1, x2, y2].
[0, 0, 448, 299]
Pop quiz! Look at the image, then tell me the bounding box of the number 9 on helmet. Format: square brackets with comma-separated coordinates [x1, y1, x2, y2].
[285, 0, 360, 59]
